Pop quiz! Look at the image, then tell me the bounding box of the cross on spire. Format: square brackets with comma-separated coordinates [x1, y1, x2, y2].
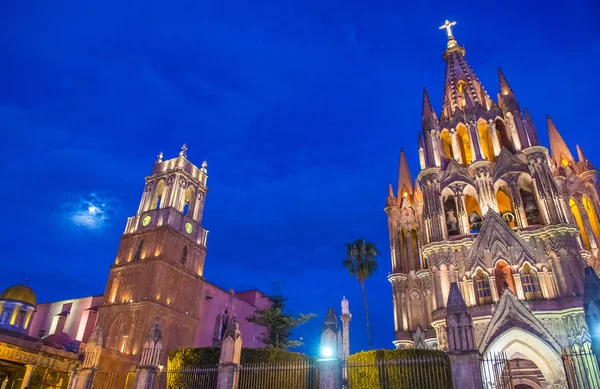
[439, 20, 458, 48]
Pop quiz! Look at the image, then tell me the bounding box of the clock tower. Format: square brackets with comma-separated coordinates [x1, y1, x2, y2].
[95, 144, 209, 363]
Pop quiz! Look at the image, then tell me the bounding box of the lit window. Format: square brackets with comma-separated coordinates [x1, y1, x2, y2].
[181, 246, 188, 266]
[133, 240, 144, 262]
[474, 270, 493, 305]
[521, 265, 542, 300]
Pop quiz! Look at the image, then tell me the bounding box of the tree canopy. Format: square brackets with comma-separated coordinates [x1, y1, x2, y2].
[247, 282, 317, 350]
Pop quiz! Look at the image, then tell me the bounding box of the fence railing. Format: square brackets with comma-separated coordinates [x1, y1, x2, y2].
[346, 354, 452, 389]
[481, 352, 512, 389]
[238, 360, 320, 389]
[562, 347, 600, 389]
[125, 355, 451, 389]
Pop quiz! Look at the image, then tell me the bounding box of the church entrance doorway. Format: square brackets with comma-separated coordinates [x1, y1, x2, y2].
[482, 328, 567, 388]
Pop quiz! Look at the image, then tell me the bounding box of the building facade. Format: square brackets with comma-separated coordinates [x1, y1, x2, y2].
[386, 22, 600, 388]
[0, 146, 271, 388]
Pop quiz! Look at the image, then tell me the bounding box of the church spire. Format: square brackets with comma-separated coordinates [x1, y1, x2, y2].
[547, 115, 574, 166]
[422, 88, 436, 124]
[577, 145, 588, 163]
[498, 67, 513, 96]
[497, 68, 520, 113]
[398, 149, 413, 199]
[439, 20, 486, 118]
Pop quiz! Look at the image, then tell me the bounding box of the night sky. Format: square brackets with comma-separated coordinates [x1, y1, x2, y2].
[1, 1, 599, 355]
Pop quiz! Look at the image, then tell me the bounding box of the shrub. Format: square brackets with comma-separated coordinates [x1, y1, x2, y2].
[347, 349, 452, 389]
[167, 347, 316, 389]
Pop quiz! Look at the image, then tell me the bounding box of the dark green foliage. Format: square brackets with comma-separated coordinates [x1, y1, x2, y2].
[347, 349, 453, 389]
[168, 347, 221, 368]
[247, 282, 317, 350]
[343, 239, 379, 349]
[167, 347, 318, 389]
[167, 346, 312, 368]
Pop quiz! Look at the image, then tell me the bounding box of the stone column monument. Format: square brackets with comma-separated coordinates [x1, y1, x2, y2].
[445, 283, 484, 389]
[217, 316, 242, 389]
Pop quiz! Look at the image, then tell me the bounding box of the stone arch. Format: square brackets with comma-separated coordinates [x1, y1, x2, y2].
[495, 118, 514, 153]
[440, 129, 453, 159]
[477, 119, 495, 162]
[493, 260, 516, 297]
[463, 185, 483, 232]
[484, 328, 566, 388]
[107, 314, 127, 352]
[583, 195, 600, 244]
[456, 124, 472, 165]
[151, 179, 166, 210]
[473, 268, 493, 305]
[495, 183, 517, 228]
[183, 185, 195, 215]
[443, 193, 459, 236]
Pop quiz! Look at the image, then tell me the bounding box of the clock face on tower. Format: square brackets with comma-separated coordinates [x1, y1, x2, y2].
[185, 222, 193, 234]
[142, 215, 151, 226]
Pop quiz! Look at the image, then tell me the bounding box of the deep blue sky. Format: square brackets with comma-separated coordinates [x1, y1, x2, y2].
[1, 1, 599, 355]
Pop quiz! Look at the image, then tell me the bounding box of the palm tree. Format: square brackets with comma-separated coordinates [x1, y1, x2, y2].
[343, 238, 379, 350]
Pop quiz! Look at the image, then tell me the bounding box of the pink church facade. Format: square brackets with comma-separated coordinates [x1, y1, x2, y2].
[28, 295, 103, 344]
[194, 284, 271, 348]
[28, 285, 271, 350]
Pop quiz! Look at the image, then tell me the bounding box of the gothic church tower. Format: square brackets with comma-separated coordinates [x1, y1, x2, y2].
[386, 20, 600, 387]
[96, 145, 209, 363]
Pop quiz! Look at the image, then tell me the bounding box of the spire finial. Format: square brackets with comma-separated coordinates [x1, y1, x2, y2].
[179, 143, 188, 157]
[156, 151, 163, 163]
[439, 20, 458, 47]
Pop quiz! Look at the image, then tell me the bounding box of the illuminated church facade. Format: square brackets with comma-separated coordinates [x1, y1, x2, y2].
[385, 21, 600, 387]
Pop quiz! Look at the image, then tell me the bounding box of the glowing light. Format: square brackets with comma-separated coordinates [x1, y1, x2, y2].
[64, 193, 117, 230]
[320, 346, 333, 358]
[402, 192, 408, 198]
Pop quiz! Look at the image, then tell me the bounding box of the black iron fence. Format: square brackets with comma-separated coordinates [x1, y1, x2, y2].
[481, 352, 512, 389]
[562, 347, 600, 389]
[346, 353, 452, 389]
[238, 360, 320, 389]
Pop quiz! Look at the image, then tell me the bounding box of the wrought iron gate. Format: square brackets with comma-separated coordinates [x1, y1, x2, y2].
[562, 347, 600, 389]
[481, 352, 512, 389]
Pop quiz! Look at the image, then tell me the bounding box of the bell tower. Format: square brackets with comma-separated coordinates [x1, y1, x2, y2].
[96, 144, 209, 363]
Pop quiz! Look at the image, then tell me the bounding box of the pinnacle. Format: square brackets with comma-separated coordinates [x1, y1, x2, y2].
[498, 67, 513, 96]
[446, 283, 467, 313]
[398, 150, 413, 198]
[546, 115, 574, 165]
[576, 145, 587, 163]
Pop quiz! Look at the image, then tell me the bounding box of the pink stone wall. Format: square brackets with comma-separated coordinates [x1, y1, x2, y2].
[193, 281, 270, 348]
[28, 295, 103, 342]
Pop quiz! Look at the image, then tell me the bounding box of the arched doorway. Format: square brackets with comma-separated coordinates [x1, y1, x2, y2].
[484, 328, 567, 388]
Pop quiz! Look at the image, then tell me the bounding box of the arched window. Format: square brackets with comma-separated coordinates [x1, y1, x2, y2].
[411, 228, 419, 269]
[583, 196, 600, 245]
[477, 121, 495, 161]
[183, 203, 189, 215]
[181, 246, 188, 266]
[444, 197, 459, 236]
[465, 194, 482, 232]
[570, 198, 589, 248]
[495, 119, 514, 153]
[521, 264, 542, 300]
[520, 187, 541, 225]
[474, 269, 493, 305]
[497, 188, 516, 228]
[152, 180, 165, 210]
[440, 130, 453, 159]
[133, 240, 144, 262]
[494, 261, 515, 296]
[456, 125, 472, 165]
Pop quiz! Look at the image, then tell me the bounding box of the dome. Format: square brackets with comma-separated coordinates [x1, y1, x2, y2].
[0, 284, 36, 306]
